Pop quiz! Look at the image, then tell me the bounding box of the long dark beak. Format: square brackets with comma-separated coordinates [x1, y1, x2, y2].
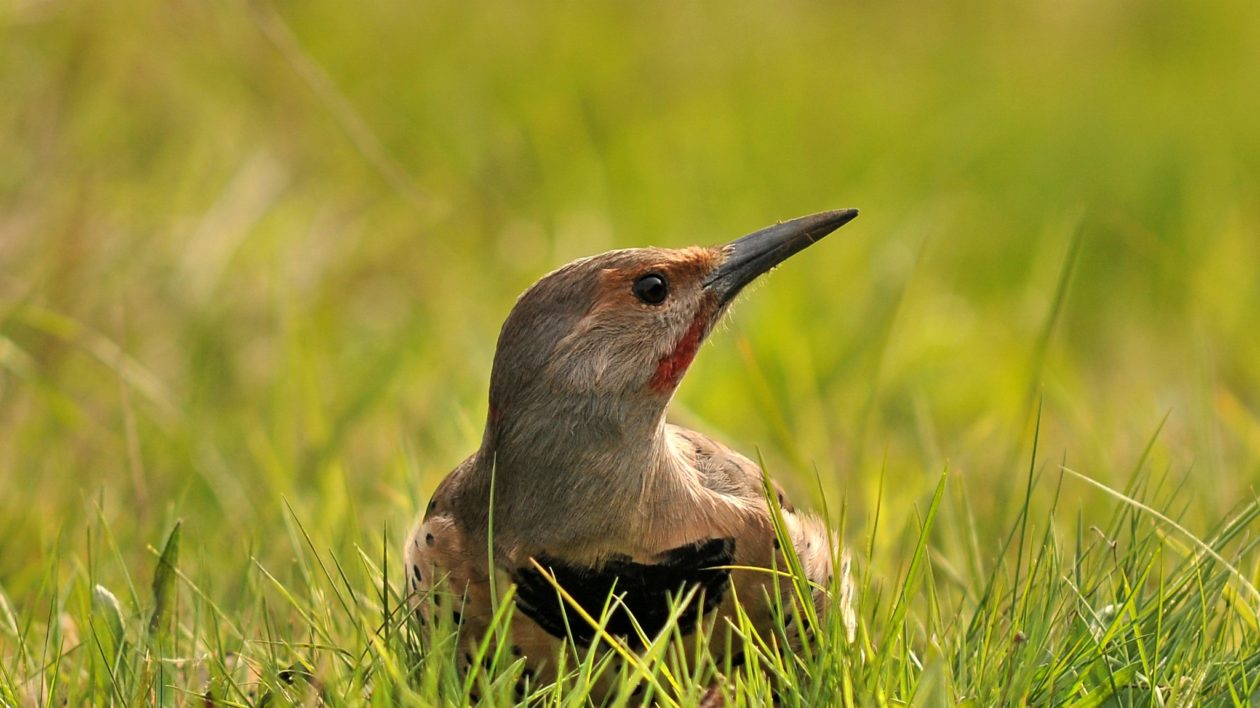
[703, 209, 858, 306]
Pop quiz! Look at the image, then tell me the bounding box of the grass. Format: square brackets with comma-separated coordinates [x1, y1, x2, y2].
[2, 0, 1260, 704]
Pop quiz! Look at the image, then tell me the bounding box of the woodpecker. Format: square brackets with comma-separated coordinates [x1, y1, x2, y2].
[406, 209, 859, 692]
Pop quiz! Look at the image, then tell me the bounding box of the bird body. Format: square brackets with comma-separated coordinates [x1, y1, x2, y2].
[405, 210, 858, 689]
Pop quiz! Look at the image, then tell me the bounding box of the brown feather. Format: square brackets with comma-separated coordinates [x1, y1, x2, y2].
[403, 212, 861, 696]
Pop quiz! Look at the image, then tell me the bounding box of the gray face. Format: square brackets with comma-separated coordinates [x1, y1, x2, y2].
[486, 209, 859, 425]
[534, 246, 726, 398]
[466, 210, 859, 551]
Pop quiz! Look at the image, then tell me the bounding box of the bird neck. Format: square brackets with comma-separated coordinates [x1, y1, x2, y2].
[469, 389, 694, 560]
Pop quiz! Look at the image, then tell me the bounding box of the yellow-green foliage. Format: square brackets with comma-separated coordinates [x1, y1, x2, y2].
[1, 0, 1258, 703]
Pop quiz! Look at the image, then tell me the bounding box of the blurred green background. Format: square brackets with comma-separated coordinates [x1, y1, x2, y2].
[2, 0, 1259, 616]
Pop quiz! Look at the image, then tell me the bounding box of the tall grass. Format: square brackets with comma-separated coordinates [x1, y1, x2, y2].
[2, 0, 1259, 703]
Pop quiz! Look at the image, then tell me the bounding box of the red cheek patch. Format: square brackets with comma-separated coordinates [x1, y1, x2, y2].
[649, 313, 708, 392]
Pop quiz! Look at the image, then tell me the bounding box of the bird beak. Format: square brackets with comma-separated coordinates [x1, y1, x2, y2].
[703, 209, 859, 306]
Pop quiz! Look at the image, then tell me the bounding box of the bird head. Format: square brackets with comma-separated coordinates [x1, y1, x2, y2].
[484, 209, 858, 440]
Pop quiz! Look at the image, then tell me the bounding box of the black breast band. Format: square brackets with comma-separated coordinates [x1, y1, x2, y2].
[510, 537, 735, 648]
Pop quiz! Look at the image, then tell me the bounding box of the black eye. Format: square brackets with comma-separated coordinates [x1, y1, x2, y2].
[632, 273, 669, 305]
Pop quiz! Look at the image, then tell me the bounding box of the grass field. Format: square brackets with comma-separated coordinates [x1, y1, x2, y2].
[3, 0, 1260, 704]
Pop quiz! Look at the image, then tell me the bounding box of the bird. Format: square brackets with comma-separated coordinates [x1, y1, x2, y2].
[405, 209, 859, 697]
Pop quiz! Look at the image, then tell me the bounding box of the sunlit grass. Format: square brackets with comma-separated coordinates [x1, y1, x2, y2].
[3, 433, 1257, 704]
[3, 0, 1260, 703]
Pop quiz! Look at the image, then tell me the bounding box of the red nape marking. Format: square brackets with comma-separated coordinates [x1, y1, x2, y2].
[649, 314, 708, 392]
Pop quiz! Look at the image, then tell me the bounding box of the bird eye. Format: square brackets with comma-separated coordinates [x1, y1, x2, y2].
[632, 273, 669, 305]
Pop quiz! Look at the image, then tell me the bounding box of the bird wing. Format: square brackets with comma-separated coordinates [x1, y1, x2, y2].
[404, 455, 490, 629]
[666, 424, 855, 642]
[666, 424, 795, 511]
[407, 456, 593, 685]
